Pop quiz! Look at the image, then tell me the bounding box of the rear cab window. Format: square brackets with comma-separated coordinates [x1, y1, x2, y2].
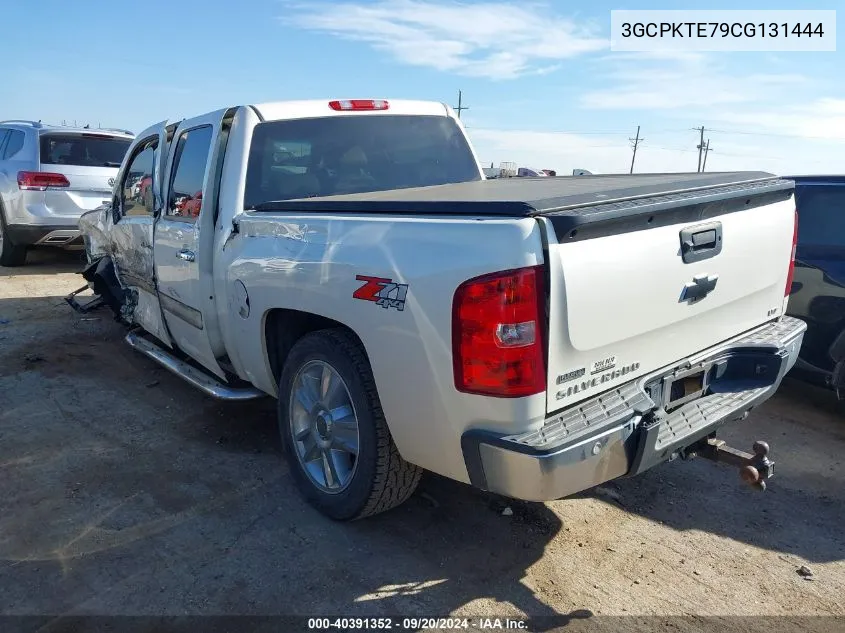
[39, 133, 131, 168]
[244, 115, 481, 208]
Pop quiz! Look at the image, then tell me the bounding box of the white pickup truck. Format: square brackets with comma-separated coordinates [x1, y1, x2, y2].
[73, 98, 806, 521]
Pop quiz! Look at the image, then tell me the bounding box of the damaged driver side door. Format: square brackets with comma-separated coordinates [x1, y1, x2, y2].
[108, 121, 173, 347]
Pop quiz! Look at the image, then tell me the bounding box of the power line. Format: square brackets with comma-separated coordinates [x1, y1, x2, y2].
[462, 123, 843, 142]
[702, 127, 843, 141]
[462, 125, 634, 135]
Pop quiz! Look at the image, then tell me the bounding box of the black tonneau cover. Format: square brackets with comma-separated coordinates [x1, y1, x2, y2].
[251, 171, 794, 241]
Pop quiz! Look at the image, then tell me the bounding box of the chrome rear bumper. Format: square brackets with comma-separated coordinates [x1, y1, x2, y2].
[461, 316, 807, 502]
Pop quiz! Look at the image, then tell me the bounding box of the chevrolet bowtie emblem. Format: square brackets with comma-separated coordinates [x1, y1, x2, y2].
[681, 274, 718, 303]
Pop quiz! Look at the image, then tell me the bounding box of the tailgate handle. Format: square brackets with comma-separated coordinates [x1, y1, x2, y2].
[680, 222, 722, 263]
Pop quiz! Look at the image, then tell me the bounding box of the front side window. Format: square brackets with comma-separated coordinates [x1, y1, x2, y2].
[39, 133, 131, 167]
[167, 126, 213, 221]
[120, 138, 158, 217]
[244, 115, 481, 208]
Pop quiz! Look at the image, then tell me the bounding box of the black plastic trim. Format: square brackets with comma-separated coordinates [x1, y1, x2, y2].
[160, 292, 204, 330]
[547, 184, 792, 244]
[248, 105, 265, 122]
[7, 224, 77, 246]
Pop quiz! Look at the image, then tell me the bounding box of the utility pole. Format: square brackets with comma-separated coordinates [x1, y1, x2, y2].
[629, 125, 643, 174]
[702, 139, 712, 172]
[695, 126, 706, 172]
[453, 90, 469, 119]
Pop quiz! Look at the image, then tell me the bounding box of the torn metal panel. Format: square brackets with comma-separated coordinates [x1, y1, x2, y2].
[134, 288, 174, 346]
[78, 204, 114, 262]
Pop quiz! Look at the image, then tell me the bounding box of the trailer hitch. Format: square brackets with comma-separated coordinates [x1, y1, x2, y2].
[683, 438, 774, 491]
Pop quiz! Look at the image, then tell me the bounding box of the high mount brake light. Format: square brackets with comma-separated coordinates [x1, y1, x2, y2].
[17, 171, 70, 190]
[452, 266, 547, 398]
[328, 99, 389, 111]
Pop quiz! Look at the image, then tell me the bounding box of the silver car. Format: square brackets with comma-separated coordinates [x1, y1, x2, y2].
[0, 120, 134, 266]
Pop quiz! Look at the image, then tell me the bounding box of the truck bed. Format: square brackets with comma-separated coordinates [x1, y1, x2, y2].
[251, 171, 794, 242]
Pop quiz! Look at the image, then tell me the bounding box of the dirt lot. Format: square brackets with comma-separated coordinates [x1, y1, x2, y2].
[1, 250, 844, 631]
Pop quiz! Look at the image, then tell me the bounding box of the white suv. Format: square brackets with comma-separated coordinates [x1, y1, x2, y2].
[0, 121, 134, 266]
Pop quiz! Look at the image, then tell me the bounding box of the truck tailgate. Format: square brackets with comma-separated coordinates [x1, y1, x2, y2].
[542, 180, 796, 412]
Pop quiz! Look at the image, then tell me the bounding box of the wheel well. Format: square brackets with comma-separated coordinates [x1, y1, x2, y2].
[264, 308, 364, 386]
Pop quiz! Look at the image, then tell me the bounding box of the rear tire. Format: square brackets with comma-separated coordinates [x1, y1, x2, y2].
[0, 212, 27, 267]
[278, 329, 422, 520]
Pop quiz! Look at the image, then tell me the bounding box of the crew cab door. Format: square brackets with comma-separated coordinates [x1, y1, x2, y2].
[109, 121, 173, 347]
[153, 111, 226, 378]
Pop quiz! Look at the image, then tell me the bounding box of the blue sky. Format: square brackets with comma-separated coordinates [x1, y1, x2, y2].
[1, 0, 842, 175]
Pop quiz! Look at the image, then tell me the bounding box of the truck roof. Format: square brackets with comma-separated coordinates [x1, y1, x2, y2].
[250, 99, 452, 122]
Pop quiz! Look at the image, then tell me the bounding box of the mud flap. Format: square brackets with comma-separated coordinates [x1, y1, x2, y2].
[65, 257, 129, 321]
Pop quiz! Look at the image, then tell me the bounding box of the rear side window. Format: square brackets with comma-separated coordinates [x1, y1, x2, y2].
[795, 184, 845, 247]
[39, 133, 131, 167]
[244, 115, 481, 208]
[4, 130, 25, 158]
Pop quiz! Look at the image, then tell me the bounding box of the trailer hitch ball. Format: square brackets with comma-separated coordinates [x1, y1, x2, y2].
[741, 441, 772, 491]
[696, 438, 774, 491]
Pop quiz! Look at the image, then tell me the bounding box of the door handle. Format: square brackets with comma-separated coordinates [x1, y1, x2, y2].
[177, 249, 196, 262]
[679, 221, 723, 264]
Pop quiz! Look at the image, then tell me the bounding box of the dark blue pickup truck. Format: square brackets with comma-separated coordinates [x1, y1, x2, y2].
[787, 175, 845, 396]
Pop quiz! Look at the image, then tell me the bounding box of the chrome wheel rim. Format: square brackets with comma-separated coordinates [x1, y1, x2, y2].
[288, 360, 360, 494]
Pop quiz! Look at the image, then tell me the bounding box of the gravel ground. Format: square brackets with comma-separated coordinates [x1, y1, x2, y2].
[1, 250, 843, 632]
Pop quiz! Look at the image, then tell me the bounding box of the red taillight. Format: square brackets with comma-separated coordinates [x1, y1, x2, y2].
[17, 171, 70, 190]
[452, 266, 546, 398]
[785, 209, 798, 296]
[328, 99, 389, 111]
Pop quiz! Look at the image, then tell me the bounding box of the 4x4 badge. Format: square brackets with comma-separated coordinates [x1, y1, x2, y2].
[353, 275, 408, 311]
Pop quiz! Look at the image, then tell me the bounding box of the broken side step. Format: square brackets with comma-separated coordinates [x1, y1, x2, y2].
[125, 332, 266, 402]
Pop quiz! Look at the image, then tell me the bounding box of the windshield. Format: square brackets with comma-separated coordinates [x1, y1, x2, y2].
[244, 115, 481, 208]
[39, 133, 131, 168]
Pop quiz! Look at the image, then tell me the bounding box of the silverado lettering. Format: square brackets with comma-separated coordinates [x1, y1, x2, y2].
[556, 362, 642, 400]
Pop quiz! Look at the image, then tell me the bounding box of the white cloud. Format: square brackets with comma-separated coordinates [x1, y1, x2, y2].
[581, 54, 809, 111]
[282, 0, 606, 79]
[711, 98, 845, 140]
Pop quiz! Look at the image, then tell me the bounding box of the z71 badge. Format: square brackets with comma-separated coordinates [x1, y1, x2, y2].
[353, 275, 409, 311]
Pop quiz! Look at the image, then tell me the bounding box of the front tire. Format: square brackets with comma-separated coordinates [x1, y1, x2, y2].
[278, 329, 422, 520]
